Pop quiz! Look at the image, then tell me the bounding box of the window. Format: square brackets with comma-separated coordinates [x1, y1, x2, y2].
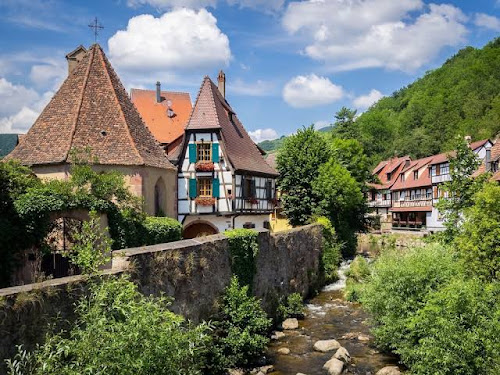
[387, 172, 392, 181]
[198, 177, 212, 197]
[426, 188, 432, 199]
[243, 177, 256, 199]
[400, 174, 405, 182]
[413, 171, 418, 180]
[492, 161, 498, 173]
[441, 164, 449, 175]
[436, 164, 441, 176]
[197, 143, 211, 162]
[266, 180, 274, 200]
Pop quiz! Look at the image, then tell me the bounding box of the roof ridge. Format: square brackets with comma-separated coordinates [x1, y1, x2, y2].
[206, 78, 221, 127]
[65, 45, 95, 162]
[97, 45, 144, 164]
[186, 77, 207, 128]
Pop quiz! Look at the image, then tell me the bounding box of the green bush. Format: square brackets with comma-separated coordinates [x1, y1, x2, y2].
[7, 276, 210, 375]
[344, 256, 371, 302]
[225, 229, 259, 288]
[316, 217, 342, 283]
[277, 292, 305, 320]
[209, 276, 271, 371]
[360, 244, 460, 351]
[142, 216, 182, 245]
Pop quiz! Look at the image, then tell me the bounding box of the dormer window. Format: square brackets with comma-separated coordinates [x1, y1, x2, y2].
[400, 174, 405, 182]
[197, 142, 211, 162]
[387, 172, 392, 181]
[414, 171, 418, 180]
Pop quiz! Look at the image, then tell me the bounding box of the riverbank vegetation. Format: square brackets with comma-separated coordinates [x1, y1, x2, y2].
[348, 180, 500, 374]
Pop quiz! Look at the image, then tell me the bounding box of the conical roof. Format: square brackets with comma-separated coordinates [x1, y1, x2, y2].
[7, 44, 174, 170]
[186, 76, 278, 176]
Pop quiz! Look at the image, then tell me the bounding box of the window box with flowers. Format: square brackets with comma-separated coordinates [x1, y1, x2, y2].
[195, 197, 216, 206]
[246, 197, 258, 205]
[195, 161, 215, 172]
[268, 198, 278, 206]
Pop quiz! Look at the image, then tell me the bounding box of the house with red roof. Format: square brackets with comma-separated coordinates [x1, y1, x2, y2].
[175, 72, 279, 238]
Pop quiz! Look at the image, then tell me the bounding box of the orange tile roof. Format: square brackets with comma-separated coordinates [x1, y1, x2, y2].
[390, 156, 434, 191]
[475, 140, 500, 180]
[6, 44, 174, 170]
[131, 89, 192, 145]
[370, 156, 411, 190]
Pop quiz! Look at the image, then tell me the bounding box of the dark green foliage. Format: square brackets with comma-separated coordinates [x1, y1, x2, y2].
[455, 183, 500, 282]
[331, 107, 359, 140]
[277, 292, 305, 320]
[277, 126, 330, 226]
[328, 138, 371, 188]
[344, 256, 371, 302]
[316, 216, 342, 283]
[209, 276, 271, 370]
[8, 276, 210, 375]
[142, 217, 183, 245]
[312, 160, 366, 256]
[259, 136, 287, 152]
[225, 229, 259, 288]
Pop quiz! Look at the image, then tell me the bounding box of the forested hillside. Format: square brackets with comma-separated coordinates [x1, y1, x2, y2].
[260, 38, 500, 164]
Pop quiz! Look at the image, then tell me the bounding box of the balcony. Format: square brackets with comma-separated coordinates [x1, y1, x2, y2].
[431, 174, 451, 184]
[393, 199, 432, 208]
[368, 199, 391, 208]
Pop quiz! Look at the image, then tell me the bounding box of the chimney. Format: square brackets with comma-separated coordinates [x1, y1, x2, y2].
[218, 70, 226, 98]
[156, 81, 161, 103]
[464, 135, 472, 144]
[486, 147, 491, 172]
[65, 45, 87, 76]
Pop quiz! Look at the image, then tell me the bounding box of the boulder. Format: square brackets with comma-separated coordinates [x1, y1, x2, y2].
[271, 331, 286, 340]
[323, 357, 344, 375]
[259, 365, 274, 374]
[333, 346, 351, 363]
[281, 318, 299, 330]
[376, 366, 401, 375]
[228, 369, 245, 375]
[277, 347, 291, 355]
[313, 339, 341, 352]
[357, 334, 370, 342]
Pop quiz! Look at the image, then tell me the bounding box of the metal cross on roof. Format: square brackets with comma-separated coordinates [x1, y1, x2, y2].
[88, 17, 104, 42]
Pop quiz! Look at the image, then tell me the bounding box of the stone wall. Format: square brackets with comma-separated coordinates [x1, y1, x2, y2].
[0, 224, 323, 368]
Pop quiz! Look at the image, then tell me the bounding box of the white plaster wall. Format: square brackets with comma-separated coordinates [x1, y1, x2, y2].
[427, 207, 445, 232]
[182, 214, 271, 233]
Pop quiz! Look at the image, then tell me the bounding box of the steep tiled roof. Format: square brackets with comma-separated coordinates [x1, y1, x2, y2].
[429, 139, 491, 165]
[7, 44, 174, 170]
[475, 140, 500, 179]
[185, 76, 278, 176]
[470, 139, 491, 151]
[369, 156, 410, 190]
[390, 156, 434, 190]
[131, 88, 192, 144]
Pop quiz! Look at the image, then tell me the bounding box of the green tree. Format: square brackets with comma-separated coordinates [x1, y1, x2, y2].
[436, 137, 484, 241]
[331, 107, 359, 140]
[277, 126, 330, 226]
[455, 183, 500, 281]
[312, 160, 365, 256]
[329, 138, 371, 187]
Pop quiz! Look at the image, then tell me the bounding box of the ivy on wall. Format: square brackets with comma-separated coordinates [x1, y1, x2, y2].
[224, 229, 259, 289]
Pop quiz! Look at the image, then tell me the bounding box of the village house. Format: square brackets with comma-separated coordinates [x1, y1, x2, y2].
[6, 44, 177, 218]
[171, 72, 279, 238]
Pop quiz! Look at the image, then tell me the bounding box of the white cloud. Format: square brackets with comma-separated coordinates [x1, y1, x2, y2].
[353, 89, 384, 109]
[283, 0, 468, 72]
[248, 128, 279, 143]
[282, 74, 344, 108]
[474, 13, 500, 32]
[229, 79, 274, 96]
[314, 120, 330, 129]
[29, 60, 66, 90]
[127, 0, 284, 11]
[0, 78, 39, 117]
[108, 9, 231, 78]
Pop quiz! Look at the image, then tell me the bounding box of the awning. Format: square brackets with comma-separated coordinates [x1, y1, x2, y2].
[389, 206, 432, 212]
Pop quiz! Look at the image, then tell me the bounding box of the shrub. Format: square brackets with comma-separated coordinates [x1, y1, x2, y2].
[225, 229, 259, 288]
[142, 216, 182, 245]
[316, 217, 342, 283]
[344, 256, 371, 302]
[277, 292, 305, 320]
[9, 276, 210, 375]
[360, 244, 460, 350]
[209, 276, 271, 371]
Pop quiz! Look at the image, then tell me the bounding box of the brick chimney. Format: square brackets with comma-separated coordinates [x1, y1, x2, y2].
[218, 70, 226, 98]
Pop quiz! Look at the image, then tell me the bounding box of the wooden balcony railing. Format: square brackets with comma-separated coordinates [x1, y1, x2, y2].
[368, 199, 391, 207]
[393, 199, 432, 208]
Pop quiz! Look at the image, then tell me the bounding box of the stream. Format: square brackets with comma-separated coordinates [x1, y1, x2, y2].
[267, 260, 400, 375]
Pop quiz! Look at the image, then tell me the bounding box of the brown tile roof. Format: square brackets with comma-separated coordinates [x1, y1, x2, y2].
[475, 140, 500, 179]
[265, 152, 277, 170]
[131, 88, 192, 145]
[429, 139, 491, 165]
[6, 44, 174, 170]
[469, 139, 491, 151]
[370, 156, 410, 190]
[390, 156, 433, 190]
[184, 76, 278, 177]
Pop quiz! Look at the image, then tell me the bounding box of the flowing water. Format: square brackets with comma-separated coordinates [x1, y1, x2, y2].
[267, 261, 400, 375]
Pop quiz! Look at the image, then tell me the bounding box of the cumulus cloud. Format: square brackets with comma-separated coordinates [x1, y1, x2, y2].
[474, 13, 500, 31]
[229, 79, 274, 96]
[353, 89, 384, 109]
[0, 79, 53, 133]
[29, 60, 66, 90]
[283, 0, 468, 72]
[248, 128, 279, 143]
[108, 9, 231, 77]
[282, 74, 344, 108]
[127, 0, 284, 11]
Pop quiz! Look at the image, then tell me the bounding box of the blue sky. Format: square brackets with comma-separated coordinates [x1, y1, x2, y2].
[0, 0, 499, 142]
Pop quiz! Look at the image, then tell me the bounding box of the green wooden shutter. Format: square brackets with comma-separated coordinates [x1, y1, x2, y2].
[212, 178, 220, 198]
[189, 178, 197, 198]
[212, 143, 219, 163]
[189, 144, 196, 163]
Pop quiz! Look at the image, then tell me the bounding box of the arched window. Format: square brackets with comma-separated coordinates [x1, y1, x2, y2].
[154, 177, 166, 216]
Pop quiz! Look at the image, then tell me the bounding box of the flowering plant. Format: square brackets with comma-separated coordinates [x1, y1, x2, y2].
[268, 198, 279, 206]
[195, 161, 215, 172]
[195, 197, 216, 206]
[246, 197, 258, 205]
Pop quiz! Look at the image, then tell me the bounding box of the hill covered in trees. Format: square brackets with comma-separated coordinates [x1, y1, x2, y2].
[260, 38, 500, 164]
